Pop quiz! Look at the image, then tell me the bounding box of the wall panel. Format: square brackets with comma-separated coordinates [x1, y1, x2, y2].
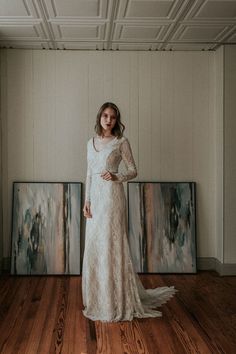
[0, 49, 217, 263]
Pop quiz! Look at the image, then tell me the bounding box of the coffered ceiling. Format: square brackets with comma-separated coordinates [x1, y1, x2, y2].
[0, 0, 236, 51]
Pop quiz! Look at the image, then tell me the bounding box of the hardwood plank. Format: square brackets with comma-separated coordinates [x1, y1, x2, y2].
[95, 321, 113, 354]
[136, 276, 186, 353]
[85, 319, 97, 354]
[163, 272, 236, 353]
[106, 322, 124, 354]
[48, 277, 69, 353]
[0, 276, 22, 321]
[37, 277, 63, 354]
[61, 277, 87, 354]
[139, 316, 186, 354]
[12, 277, 46, 353]
[0, 272, 235, 354]
[119, 320, 149, 354]
[0, 277, 39, 353]
[24, 277, 54, 354]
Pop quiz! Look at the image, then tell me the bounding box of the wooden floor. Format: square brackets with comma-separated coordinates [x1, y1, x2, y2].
[0, 271, 235, 354]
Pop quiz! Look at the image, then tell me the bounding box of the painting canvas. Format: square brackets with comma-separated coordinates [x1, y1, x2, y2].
[11, 182, 82, 275]
[128, 182, 196, 274]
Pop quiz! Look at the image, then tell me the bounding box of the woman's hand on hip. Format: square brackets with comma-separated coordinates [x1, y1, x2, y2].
[83, 201, 92, 218]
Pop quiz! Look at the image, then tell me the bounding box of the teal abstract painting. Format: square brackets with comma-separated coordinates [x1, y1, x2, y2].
[128, 182, 196, 273]
[11, 182, 82, 275]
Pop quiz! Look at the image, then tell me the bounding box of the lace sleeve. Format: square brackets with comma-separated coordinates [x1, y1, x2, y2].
[85, 142, 92, 202]
[114, 138, 137, 183]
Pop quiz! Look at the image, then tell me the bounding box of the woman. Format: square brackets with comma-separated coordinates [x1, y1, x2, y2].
[82, 102, 177, 322]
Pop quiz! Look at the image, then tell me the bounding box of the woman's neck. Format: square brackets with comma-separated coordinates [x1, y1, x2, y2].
[100, 133, 114, 138]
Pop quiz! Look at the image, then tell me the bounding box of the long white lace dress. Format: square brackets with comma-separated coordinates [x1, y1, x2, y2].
[82, 135, 178, 322]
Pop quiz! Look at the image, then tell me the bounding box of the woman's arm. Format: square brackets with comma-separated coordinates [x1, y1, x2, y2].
[113, 137, 137, 182]
[85, 168, 91, 203]
[83, 142, 92, 218]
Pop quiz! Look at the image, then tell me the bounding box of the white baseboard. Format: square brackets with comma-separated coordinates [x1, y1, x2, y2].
[197, 257, 236, 276]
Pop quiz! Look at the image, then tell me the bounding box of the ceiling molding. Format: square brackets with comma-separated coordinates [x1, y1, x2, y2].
[0, 0, 235, 51]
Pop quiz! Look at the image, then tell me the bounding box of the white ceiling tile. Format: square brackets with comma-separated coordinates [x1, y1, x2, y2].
[173, 23, 230, 41]
[116, 0, 186, 20]
[51, 23, 106, 40]
[0, 0, 30, 17]
[0, 0, 40, 20]
[42, 0, 110, 19]
[120, 25, 162, 39]
[113, 23, 168, 41]
[60, 25, 98, 39]
[126, 0, 174, 18]
[0, 24, 47, 40]
[0, 25, 35, 38]
[44, 0, 99, 17]
[187, 0, 236, 20]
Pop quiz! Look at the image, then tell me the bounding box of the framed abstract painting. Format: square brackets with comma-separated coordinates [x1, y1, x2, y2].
[11, 182, 82, 275]
[127, 182, 197, 274]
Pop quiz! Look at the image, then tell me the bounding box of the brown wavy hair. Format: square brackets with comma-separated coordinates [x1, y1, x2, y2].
[94, 102, 125, 139]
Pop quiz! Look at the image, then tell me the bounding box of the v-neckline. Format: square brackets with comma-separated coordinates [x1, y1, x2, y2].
[92, 136, 117, 153]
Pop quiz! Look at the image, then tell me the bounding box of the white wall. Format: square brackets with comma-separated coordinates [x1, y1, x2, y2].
[214, 46, 224, 263]
[0, 49, 217, 264]
[0, 51, 4, 268]
[224, 46, 236, 264]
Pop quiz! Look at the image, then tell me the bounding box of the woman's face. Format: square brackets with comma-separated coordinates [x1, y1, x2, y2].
[100, 107, 117, 135]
